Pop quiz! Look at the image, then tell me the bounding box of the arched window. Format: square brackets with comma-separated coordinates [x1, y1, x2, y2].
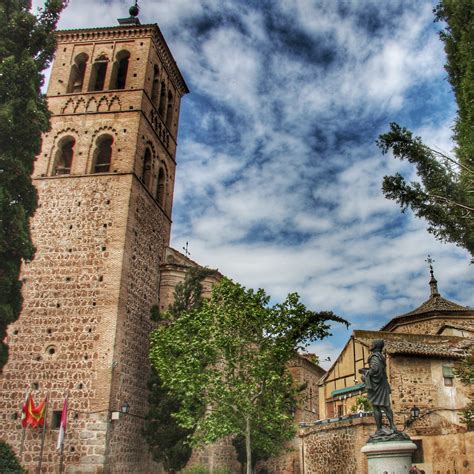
[166, 91, 174, 129]
[92, 135, 113, 173]
[158, 82, 166, 118]
[89, 55, 108, 92]
[53, 136, 75, 175]
[67, 53, 88, 93]
[110, 50, 130, 90]
[142, 148, 152, 188]
[156, 168, 166, 206]
[151, 65, 160, 107]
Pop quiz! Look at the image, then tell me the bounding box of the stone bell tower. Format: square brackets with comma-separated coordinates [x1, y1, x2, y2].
[0, 4, 188, 472]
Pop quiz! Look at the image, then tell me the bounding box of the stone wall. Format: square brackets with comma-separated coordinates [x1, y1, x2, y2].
[300, 417, 375, 474]
[0, 175, 131, 472]
[392, 317, 474, 335]
[103, 177, 170, 473]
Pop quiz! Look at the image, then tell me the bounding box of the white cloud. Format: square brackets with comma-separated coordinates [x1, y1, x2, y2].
[32, 0, 472, 358]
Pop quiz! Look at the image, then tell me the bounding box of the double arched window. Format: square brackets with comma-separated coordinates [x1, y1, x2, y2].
[92, 135, 113, 173]
[110, 50, 130, 90]
[53, 136, 75, 175]
[89, 55, 108, 92]
[67, 53, 88, 93]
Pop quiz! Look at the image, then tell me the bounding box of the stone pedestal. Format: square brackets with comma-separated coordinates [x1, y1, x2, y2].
[361, 440, 417, 474]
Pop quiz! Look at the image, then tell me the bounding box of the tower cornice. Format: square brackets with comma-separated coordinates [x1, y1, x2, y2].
[56, 24, 189, 97]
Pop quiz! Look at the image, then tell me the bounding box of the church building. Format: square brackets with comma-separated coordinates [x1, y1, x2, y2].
[0, 5, 190, 472]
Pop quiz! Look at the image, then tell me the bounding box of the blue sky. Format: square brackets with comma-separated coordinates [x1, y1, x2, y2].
[34, 0, 473, 366]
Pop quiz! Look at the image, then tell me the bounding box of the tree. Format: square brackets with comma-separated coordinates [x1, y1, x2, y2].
[0, 0, 67, 368]
[150, 277, 347, 474]
[144, 267, 216, 472]
[377, 0, 474, 258]
[455, 346, 474, 425]
[0, 440, 26, 473]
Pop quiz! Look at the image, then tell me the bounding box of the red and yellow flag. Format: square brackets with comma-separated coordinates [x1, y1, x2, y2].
[22, 394, 47, 428]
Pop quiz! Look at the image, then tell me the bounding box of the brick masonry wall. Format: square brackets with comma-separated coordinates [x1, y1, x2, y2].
[0, 174, 131, 472]
[103, 178, 170, 473]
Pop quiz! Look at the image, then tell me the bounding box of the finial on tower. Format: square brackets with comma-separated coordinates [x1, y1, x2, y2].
[425, 255, 440, 297]
[118, 1, 141, 25]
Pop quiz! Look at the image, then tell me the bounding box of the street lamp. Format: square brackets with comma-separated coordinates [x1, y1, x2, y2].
[121, 401, 130, 415]
[411, 406, 420, 420]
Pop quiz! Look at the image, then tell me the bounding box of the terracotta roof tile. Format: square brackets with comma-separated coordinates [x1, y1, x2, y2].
[354, 330, 474, 359]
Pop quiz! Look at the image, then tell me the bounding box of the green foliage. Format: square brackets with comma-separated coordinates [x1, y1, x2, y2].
[150, 304, 160, 322]
[143, 369, 194, 471]
[350, 395, 372, 413]
[377, 0, 474, 257]
[150, 277, 347, 470]
[167, 267, 217, 319]
[182, 465, 232, 474]
[377, 124, 473, 255]
[0, 441, 26, 473]
[455, 346, 474, 424]
[145, 267, 214, 472]
[0, 0, 67, 368]
[435, 0, 474, 179]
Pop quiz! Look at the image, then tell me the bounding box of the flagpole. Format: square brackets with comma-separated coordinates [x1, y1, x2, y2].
[19, 388, 29, 458]
[37, 392, 49, 474]
[58, 392, 68, 474]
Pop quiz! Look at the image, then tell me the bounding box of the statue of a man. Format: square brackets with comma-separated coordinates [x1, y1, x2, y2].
[360, 339, 397, 435]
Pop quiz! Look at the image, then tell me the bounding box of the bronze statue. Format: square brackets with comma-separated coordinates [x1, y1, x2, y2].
[360, 339, 408, 442]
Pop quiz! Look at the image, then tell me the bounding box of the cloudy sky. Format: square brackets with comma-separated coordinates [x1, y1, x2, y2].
[33, 0, 472, 366]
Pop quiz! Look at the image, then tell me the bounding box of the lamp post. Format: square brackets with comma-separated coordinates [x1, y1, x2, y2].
[411, 406, 420, 420]
[121, 401, 130, 415]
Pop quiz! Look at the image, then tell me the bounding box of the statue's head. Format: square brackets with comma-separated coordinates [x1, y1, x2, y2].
[370, 339, 384, 352]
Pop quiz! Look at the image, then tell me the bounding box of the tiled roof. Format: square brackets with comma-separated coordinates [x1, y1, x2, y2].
[354, 330, 474, 359]
[380, 294, 472, 331]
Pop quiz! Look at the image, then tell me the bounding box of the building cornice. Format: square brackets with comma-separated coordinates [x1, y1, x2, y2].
[56, 24, 189, 96]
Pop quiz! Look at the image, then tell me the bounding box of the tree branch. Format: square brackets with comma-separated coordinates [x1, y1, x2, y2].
[428, 194, 474, 213]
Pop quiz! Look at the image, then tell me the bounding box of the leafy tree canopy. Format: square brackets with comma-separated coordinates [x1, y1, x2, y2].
[150, 277, 347, 473]
[144, 267, 217, 472]
[377, 0, 474, 258]
[455, 346, 474, 425]
[0, 0, 67, 368]
[0, 440, 26, 473]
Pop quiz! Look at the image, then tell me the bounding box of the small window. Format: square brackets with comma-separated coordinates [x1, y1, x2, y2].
[53, 137, 75, 175]
[110, 50, 130, 90]
[158, 82, 166, 118]
[93, 135, 113, 173]
[337, 405, 343, 417]
[156, 168, 165, 206]
[142, 149, 152, 188]
[51, 411, 62, 429]
[67, 53, 88, 93]
[89, 55, 108, 92]
[151, 65, 160, 106]
[412, 440, 424, 463]
[166, 91, 174, 129]
[443, 366, 454, 386]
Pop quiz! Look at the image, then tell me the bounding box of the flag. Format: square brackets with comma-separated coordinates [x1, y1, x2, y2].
[56, 396, 68, 451]
[22, 394, 47, 428]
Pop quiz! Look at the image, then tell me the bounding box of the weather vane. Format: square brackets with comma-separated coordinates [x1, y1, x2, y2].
[425, 254, 435, 274]
[182, 241, 190, 257]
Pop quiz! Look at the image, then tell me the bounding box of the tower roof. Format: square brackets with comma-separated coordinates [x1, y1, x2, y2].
[380, 263, 472, 332]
